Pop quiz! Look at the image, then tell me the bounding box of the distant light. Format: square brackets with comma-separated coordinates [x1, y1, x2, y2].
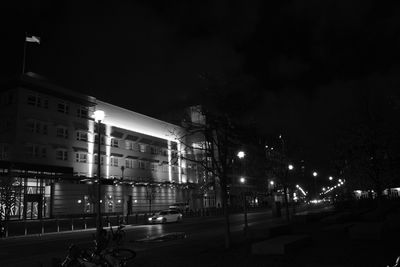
[279, 134, 282, 139]
[313, 171, 318, 177]
[270, 147, 274, 150]
[237, 151, 245, 159]
[265, 145, 268, 148]
[270, 181, 274, 185]
[296, 184, 299, 188]
[288, 164, 294, 170]
[93, 110, 105, 122]
[240, 177, 245, 184]
[338, 179, 342, 183]
[134, 200, 138, 203]
[77, 199, 82, 204]
[118, 200, 121, 203]
[329, 176, 333, 181]
[322, 187, 326, 191]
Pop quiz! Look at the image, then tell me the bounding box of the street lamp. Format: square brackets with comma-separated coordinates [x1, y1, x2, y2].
[312, 171, 318, 198]
[93, 110, 105, 245]
[329, 176, 333, 181]
[237, 151, 245, 159]
[239, 177, 248, 235]
[288, 164, 294, 170]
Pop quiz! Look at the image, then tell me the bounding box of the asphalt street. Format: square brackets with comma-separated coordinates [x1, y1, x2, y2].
[0, 209, 286, 266]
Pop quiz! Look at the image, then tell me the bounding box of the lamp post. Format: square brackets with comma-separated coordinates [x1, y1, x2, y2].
[94, 110, 105, 245]
[237, 150, 247, 235]
[313, 171, 318, 198]
[239, 177, 248, 235]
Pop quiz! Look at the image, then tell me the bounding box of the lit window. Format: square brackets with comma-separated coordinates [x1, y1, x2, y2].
[76, 131, 88, 142]
[111, 157, 119, 167]
[111, 139, 119, 148]
[56, 126, 69, 138]
[56, 150, 68, 161]
[57, 101, 69, 114]
[75, 153, 87, 163]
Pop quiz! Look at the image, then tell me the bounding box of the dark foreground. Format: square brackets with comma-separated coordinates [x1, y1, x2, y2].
[1, 203, 400, 267]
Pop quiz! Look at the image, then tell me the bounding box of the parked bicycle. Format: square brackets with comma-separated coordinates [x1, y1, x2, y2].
[109, 222, 126, 246]
[60, 228, 135, 267]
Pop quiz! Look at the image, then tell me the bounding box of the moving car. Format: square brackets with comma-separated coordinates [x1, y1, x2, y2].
[148, 209, 183, 224]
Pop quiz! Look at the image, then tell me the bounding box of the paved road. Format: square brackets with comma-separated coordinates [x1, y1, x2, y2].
[0, 209, 288, 266]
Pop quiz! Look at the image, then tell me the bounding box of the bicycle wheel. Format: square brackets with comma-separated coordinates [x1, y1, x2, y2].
[111, 248, 136, 262]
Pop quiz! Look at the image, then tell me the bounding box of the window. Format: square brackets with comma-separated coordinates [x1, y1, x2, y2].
[57, 101, 69, 114]
[150, 163, 157, 171]
[56, 126, 69, 138]
[94, 155, 104, 165]
[25, 144, 46, 158]
[95, 135, 105, 145]
[125, 159, 135, 168]
[139, 144, 146, 153]
[41, 147, 47, 158]
[150, 146, 159, 155]
[56, 150, 68, 161]
[111, 139, 119, 148]
[27, 94, 48, 108]
[76, 131, 88, 142]
[26, 120, 47, 134]
[75, 153, 87, 163]
[77, 107, 88, 118]
[138, 160, 145, 169]
[0, 144, 8, 160]
[125, 141, 136, 150]
[111, 157, 119, 167]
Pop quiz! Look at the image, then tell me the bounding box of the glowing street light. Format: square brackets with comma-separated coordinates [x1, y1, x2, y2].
[240, 177, 245, 184]
[288, 164, 294, 170]
[313, 171, 318, 177]
[237, 151, 245, 159]
[270, 180, 274, 185]
[329, 176, 333, 181]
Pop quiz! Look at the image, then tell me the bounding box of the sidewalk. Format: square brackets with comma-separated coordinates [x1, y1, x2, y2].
[130, 205, 398, 267]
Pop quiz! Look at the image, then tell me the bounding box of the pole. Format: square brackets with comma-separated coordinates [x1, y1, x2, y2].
[281, 136, 290, 221]
[22, 32, 27, 74]
[243, 191, 248, 235]
[96, 121, 102, 244]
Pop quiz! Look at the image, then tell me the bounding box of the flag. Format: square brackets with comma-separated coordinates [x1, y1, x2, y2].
[25, 35, 40, 44]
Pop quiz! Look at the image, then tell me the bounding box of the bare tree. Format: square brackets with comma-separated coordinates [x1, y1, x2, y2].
[334, 87, 400, 206]
[0, 176, 17, 224]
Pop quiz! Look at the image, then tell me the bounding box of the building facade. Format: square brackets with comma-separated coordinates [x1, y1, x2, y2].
[0, 74, 208, 220]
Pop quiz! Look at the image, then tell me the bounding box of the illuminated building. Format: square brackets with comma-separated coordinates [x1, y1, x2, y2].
[0, 74, 206, 219]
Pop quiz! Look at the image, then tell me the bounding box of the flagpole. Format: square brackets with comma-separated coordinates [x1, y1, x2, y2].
[22, 32, 27, 74]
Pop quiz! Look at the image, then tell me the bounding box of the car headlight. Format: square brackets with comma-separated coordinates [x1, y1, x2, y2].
[156, 217, 163, 221]
[148, 218, 153, 221]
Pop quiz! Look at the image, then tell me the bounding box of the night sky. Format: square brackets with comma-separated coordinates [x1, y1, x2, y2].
[2, 1, 400, 184]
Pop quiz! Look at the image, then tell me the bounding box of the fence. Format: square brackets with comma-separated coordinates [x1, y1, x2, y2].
[0, 206, 268, 238]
